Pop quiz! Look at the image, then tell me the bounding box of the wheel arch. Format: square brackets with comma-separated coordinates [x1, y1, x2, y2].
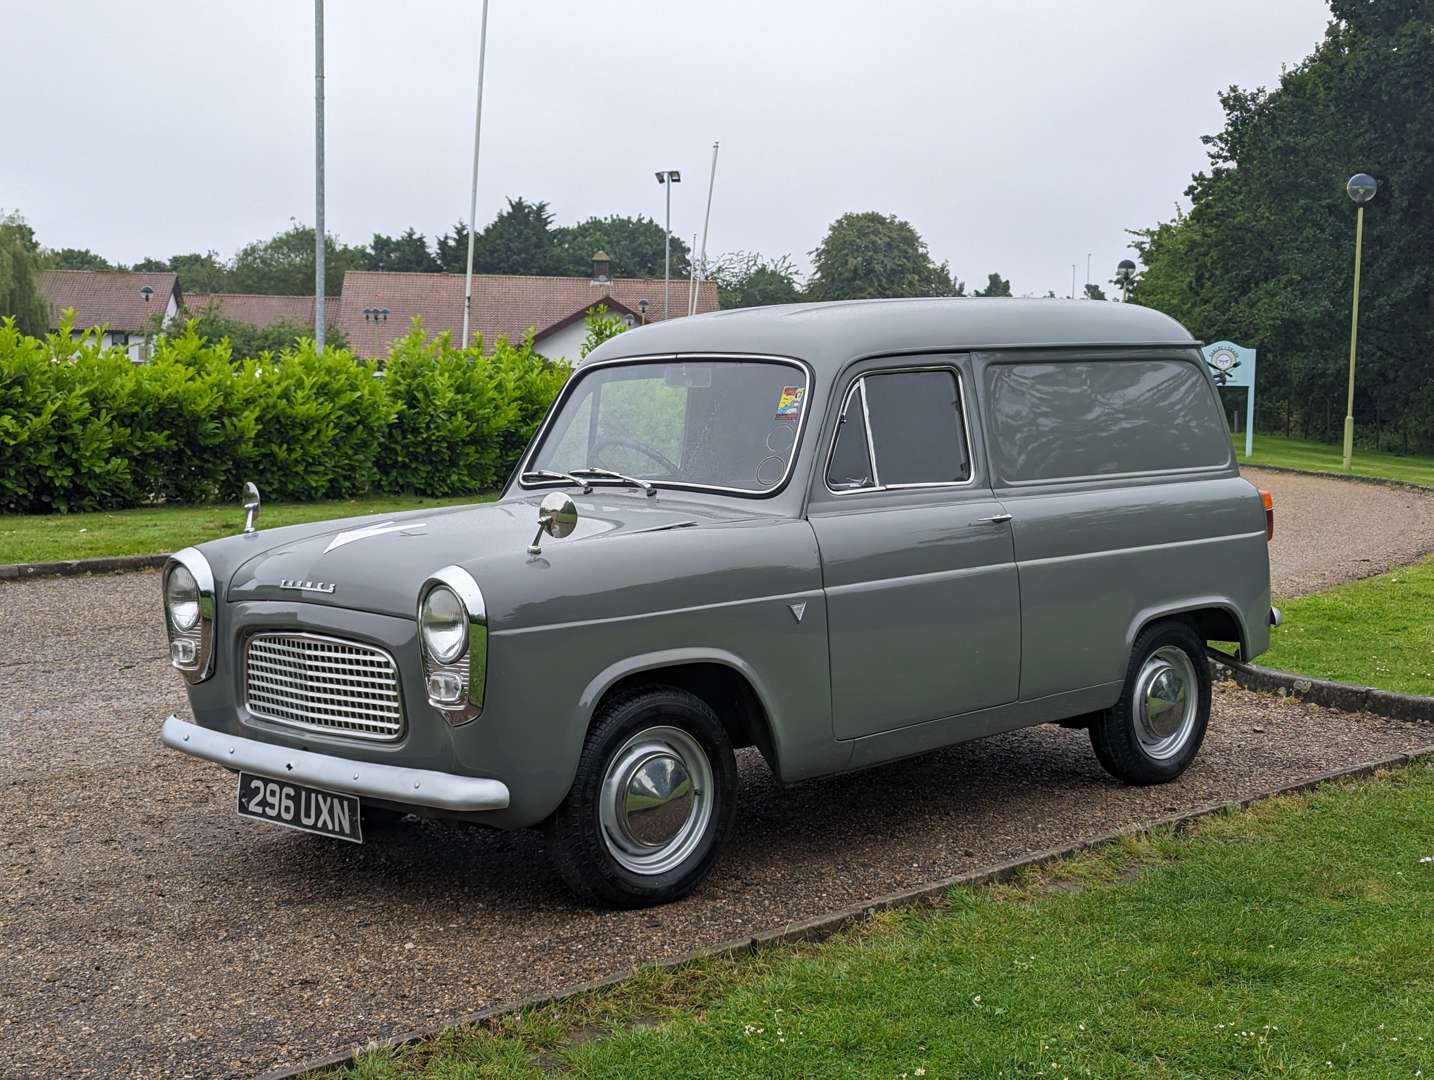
[1126, 598, 1250, 661]
[578, 648, 782, 775]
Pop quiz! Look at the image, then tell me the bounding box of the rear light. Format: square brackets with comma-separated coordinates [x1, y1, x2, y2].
[1260, 489, 1274, 541]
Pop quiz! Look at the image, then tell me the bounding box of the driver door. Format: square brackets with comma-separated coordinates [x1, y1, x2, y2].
[807, 358, 1021, 740]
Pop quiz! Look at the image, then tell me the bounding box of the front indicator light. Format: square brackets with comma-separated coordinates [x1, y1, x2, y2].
[170, 638, 198, 667]
[426, 671, 465, 706]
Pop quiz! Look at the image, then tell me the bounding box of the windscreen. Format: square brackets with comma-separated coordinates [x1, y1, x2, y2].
[530, 359, 809, 493]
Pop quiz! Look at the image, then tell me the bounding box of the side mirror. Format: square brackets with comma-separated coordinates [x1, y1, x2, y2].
[527, 491, 578, 555]
[241, 482, 261, 534]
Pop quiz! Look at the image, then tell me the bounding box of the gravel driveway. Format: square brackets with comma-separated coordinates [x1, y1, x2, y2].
[1248, 466, 1434, 595]
[4, 469, 1433, 1077]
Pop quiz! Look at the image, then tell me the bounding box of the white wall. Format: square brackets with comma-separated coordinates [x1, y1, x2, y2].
[534, 308, 637, 365]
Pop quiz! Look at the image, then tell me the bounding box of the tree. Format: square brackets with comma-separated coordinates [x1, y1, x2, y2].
[228, 223, 366, 296]
[805, 211, 955, 301]
[974, 272, 1013, 297]
[43, 247, 113, 271]
[434, 221, 471, 273]
[1129, 0, 1434, 449]
[578, 304, 628, 359]
[553, 215, 689, 279]
[364, 228, 438, 273]
[707, 252, 802, 309]
[167, 251, 232, 293]
[0, 213, 50, 335]
[178, 302, 348, 359]
[1083, 282, 1108, 301]
[473, 197, 560, 276]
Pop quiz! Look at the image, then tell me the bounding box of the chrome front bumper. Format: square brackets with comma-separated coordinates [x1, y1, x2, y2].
[161, 714, 510, 812]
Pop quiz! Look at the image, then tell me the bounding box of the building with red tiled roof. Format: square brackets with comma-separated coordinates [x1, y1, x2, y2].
[40, 270, 181, 362]
[184, 292, 342, 332]
[337, 258, 718, 360]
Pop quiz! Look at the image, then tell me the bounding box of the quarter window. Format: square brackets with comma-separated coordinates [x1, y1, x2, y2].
[826, 369, 971, 491]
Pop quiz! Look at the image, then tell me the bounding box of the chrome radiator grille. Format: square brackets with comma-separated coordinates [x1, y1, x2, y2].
[245, 632, 404, 741]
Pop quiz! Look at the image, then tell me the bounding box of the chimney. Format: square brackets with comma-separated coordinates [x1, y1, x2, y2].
[591, 250, 611, 284]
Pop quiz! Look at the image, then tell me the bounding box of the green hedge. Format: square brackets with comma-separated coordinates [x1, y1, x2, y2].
[0, 317, 569, 513]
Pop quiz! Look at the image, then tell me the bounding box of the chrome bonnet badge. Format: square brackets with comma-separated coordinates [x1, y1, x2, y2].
[280, 579, 337, 594]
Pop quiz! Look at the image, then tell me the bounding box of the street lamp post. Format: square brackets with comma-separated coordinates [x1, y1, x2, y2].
[655, 170, 681, 320]
[1342, 172, 1377, 470]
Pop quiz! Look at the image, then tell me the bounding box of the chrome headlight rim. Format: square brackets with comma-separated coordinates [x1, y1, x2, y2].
[163, 548, 217, 684]
[417, 566, 487, 723]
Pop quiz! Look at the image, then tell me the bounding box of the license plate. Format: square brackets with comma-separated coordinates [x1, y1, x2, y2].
[236, 772, 363, 843]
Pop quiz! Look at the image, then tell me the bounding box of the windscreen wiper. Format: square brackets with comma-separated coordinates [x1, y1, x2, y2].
[570, 466, 656, 496]
[521, 469, 592, 493]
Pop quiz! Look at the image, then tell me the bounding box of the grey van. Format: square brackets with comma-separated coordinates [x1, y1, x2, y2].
[160, 299, 1276, 907]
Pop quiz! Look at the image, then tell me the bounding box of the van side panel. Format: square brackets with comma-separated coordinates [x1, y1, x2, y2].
[974, 349, 1272, 703]
[998, 478, 1270, 699]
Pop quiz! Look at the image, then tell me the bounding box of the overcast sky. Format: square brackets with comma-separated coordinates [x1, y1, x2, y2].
[5, 1, 1331, 297]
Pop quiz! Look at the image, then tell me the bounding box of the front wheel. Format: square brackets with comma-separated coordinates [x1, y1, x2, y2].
[1090, 621, 1211, 785]
[546, 687, 736, 908]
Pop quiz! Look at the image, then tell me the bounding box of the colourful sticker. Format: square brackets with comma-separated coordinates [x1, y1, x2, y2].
[775, 385, 805, 419]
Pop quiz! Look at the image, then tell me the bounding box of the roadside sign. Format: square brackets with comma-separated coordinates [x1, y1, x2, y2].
[1203, 340, 1257, 459]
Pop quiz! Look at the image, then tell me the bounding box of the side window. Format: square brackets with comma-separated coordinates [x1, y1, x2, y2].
[825, 369, 971, 491]
[985, 358, 1230, 483]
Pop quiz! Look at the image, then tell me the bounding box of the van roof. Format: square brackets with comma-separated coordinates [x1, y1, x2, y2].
[584, 297, 1198, 375]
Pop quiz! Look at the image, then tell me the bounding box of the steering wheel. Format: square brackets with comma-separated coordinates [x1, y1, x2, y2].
[590, 437, 679, 475]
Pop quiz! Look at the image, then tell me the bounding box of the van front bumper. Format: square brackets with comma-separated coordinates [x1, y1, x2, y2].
[160, 714, 511, 813]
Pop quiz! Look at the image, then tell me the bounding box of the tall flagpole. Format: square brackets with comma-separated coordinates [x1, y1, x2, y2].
[461, 0, 490, 350]
[313, 0, 326, 349]
[690, 141, 719, 316]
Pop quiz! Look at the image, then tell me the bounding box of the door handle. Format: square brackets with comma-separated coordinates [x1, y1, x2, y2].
[979, 513, 1013, 525]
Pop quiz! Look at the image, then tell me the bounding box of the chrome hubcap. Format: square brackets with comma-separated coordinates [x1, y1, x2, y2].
[1133, 646, 1199, 760]
[599, 726, 712, 875]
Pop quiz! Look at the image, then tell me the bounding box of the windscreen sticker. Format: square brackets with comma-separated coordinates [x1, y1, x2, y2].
[775, 385, 805, 420]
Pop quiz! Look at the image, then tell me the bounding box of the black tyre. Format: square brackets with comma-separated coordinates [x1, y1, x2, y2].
[546, 686, 737, 908]
[1090, 621, 1211, 785]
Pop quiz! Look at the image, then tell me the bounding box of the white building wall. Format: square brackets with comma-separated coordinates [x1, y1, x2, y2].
[534, 308, 637, 365]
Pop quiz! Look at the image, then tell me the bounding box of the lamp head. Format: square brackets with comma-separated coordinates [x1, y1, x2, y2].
[1347, 173, 1377, 204]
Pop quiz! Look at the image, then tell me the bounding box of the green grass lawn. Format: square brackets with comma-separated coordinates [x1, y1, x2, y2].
[1236, 432, 1434, 488]
[338, 763, 1434, 1079]
[0, 494, 493, 565]
[1258, 555, 1434, 696]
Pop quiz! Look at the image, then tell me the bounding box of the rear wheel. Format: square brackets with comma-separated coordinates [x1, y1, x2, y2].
[1090, 621, 1210, 785]
[546, 686, 736, 908]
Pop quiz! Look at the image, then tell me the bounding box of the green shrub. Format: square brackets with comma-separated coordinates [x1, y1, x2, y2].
[0, 315, 569, 513]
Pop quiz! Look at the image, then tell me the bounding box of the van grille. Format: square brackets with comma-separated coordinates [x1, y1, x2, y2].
[245, 632, 404, 741]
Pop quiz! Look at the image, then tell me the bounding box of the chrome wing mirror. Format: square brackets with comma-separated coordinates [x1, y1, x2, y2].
[241, 482, 261, 534]
[527, 491, 578, 555]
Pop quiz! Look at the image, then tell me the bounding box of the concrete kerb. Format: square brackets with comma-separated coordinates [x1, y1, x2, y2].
[0, 553, 169, 581]
[1210, 651, 1434, 724]
[1244, 461, 1434, 496]
[257, 745, 1434, 1080]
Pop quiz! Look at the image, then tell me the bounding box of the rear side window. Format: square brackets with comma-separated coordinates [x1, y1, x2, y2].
[827, 369, 971, 491]
[985, 358, 1229, 483]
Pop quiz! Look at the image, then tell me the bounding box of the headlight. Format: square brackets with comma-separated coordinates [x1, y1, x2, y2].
[420, 585, 467, 664]
[162, 548, 217, 684]
[165, 564, 201, 631]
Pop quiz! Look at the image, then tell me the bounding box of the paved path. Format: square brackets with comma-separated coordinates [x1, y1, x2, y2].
[4, 469, 1433, 1076]
[1247, 466, 1434, 596]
